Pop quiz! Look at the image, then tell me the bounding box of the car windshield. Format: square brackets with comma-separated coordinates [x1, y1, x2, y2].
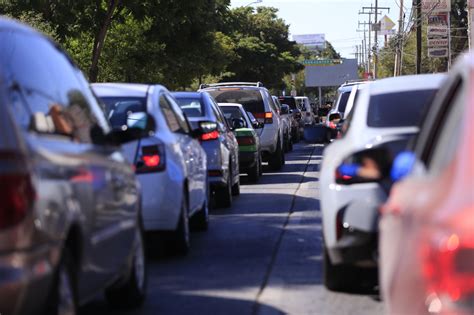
[100, 96, 147, 129]
[208, 88, 265, 113]
[279, 97, 297, 110]
[220, 106, 248, 128]
[174, 97, 205, 117]
[367, 89, 437, 128]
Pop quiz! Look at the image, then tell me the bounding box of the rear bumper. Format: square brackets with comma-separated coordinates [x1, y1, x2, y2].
[0, 243, 58, 315]
[239, 151, 258, 171]
[328, 229, 378, 267]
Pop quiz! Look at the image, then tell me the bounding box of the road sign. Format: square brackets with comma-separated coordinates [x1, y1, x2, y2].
[301, 59, 343, 66]
[380, 15, 395, 31]
[422, 0, 451, 13]
[428, 47, 449, 57]
[293, 34, 326, 49]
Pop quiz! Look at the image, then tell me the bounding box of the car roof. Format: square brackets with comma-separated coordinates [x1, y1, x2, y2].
[92, 83, 162, 97]
[172, 91, 204, 98]
[0, 16, 40, 35]
[368, 74, 446, 95]
[217, 103, 244, 108]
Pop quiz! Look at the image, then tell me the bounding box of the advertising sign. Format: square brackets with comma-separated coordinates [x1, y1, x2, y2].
[422, 0, 451, 13]
[427, 26, 449, 36]
[293, 34, 326, 49]
[428, 38, 449, 47]
[302, 59, 343, 66]
[428, 47, 449, 58]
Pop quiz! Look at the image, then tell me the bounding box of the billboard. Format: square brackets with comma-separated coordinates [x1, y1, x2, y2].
[293, 34, 326, 49]
[422, 0, 451, 13]
[305, 59, 358, 87]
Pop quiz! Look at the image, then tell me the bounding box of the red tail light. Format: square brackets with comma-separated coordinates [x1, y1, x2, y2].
[0, 152, 35, 229]
[335, 169, 352, 182]
[253, 112, 273, 124]
[200, 130, 219, 141]
[237, 136, 255, 146]
[136, 145, 165, 173]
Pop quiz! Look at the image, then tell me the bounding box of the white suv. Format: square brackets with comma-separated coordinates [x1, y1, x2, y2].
[201, 82, 285, 170]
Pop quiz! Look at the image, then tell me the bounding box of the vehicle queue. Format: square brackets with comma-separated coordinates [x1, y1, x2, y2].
[0, 17, 473, 315]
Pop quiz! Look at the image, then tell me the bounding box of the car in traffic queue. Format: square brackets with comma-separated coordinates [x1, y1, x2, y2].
[0, 18, 149, 314]
[319, 73, 446, 292]
[218, 103, 262, 182]
[200, 82, 285, 171]
[272, 96, 293, 152]
[93, 84, 209, 255]
[295, 96, 317, 125]
[278, 95, 304, 141]
[172, 91, 240, 208]
[378, 52, 474, 315]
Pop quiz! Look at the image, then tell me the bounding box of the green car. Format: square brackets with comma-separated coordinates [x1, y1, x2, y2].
[218, 103, 262, 183]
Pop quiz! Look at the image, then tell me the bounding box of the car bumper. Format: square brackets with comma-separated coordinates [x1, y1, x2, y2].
[239, 151, 258, 171]
[328, 228, 378, 266]
[0, 243, 58, 315]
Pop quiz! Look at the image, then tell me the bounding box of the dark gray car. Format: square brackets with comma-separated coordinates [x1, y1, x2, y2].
[0, 18, 150, 314]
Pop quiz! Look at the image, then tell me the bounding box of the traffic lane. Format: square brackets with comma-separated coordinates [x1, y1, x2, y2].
[81, 143, 316, 314]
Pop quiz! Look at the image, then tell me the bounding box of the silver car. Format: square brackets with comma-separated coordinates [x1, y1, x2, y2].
[0, 18, 148, 314]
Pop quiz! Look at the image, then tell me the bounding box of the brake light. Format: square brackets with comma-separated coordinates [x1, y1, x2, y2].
[422, 222, 474, 311]
[201, 130, 219, 141]
[264, 112, 273, 124]
[136, 145, 165, 173]
[335, 169, 352, 182]
[237, 136, 255, 146]
[0, 152, 35, 229]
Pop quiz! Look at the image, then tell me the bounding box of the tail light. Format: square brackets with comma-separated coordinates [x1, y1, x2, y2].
[237, 136, 255, 146]
[335, 168, 353, 183]
[335, 206, 347, 240]
[208, 170, 223, 177]
[0, 151, 35, 229]
[200, 130, 219, 141]
[136, 144, 166, 173]
[422, 223, 474, 312]
[254, 112, 273, 124]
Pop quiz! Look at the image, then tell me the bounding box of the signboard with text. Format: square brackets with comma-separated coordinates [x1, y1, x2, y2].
[293, 34, 326, 49]
[422, 0, 451, 13]
[428, 47, 449, 57]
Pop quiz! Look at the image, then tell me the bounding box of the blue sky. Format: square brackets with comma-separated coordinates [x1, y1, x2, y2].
[230, 0, 410, 58]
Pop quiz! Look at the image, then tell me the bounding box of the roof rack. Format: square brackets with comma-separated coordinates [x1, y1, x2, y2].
[341, 79, 371, 86]
[199, 82, 264, 89]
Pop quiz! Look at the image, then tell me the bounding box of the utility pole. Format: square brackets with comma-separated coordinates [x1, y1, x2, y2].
[374, 0, 379, 79]
[394, 0, 404, 76]
[415, 0, 422, 74]
[357, 22, 370, 73]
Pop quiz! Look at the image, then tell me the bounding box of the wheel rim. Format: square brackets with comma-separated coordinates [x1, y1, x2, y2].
[134, 232, 146, 292]
[58, 264, 75, 315]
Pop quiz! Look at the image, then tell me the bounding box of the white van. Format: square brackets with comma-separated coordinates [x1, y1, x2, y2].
[295, 96, 316, 125]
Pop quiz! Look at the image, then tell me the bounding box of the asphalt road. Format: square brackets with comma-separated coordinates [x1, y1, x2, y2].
[84, 142, 384, 315]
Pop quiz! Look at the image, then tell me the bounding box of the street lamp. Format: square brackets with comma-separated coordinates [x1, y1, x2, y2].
[245, 0, 262, 6]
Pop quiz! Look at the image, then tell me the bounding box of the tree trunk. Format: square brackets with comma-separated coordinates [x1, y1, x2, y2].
[89, 0, 119, 82]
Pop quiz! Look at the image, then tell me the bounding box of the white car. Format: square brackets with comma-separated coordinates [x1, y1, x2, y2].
[319, 74, 446, 291]
[93, 83, 209, 255]
[295, 96, 316, 125]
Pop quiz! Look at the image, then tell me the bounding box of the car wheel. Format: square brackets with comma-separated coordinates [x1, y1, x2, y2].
[231, 173, 240, 196]
[191, 200, 209, 231]
[247, 155, 260, 183]
[288, 137, 293, 151]
[215, 173, 232, 208]
[168, 193, 191, 255]
[323, 247, 356, 292]
[43, 248, 78, 315]
[106, 228, 147, 308]
[268, 139, 283, 171]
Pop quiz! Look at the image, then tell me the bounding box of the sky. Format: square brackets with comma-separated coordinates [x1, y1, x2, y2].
[230, 0, 411, 58]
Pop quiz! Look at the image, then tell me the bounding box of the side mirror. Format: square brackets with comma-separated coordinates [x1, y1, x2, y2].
[232, 118, 245, 129]
[336, 147, 392, 185]
[109, 112, 156, 144]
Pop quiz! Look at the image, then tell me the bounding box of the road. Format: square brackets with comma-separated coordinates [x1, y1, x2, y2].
[84, 142, 384, 315]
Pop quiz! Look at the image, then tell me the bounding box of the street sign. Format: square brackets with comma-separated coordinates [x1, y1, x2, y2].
[301, 59, 343, 66]
[428, 47, 449, 58]
[380, 15, 395, 31]
[428, 37, 449, 48]
[293, 34, 326, 49]
[422, 0, 451, 13]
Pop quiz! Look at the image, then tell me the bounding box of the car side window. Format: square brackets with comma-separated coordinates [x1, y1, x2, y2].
[210, 99, 228, 132]
[425, 77, 464, 175]
[267, 92, 278, 113]
[0, 32, 105, 144]
[165, 95, 190, 134]
[159, 94, 181, 133]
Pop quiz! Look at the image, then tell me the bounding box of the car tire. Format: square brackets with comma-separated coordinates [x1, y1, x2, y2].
[231, 175, 240, 196]
[191, 200, 209, 231]
[168, 193, 191, 255]
[43, 247, 78, 315]
[288, 137, 293, 151]
[106, 228, 147, 309]
[292, 128, 300, 143]
[215, 173, 232, 208]
[247, 155, 260, 183]
[269, 139, 283, 171]
[323, 247, 356, 292]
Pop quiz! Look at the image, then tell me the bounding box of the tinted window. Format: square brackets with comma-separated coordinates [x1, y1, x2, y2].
[175, 97, 205, 117]
[279, 96, 297, 109]
[0, 32, 105, 143]
[165, 95, 190, 134]
[367, 89, 436, 128]
[100, 97, 146, 130]
[207, 88, 265, 113]
[220, 106, 248, 128]
[159, 95, 181, 133]
[336, 92, 351, 113]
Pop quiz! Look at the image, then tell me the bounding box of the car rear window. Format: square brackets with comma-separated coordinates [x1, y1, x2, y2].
[367, 89, 436, 128]
[336, 91, 351, 114]
[220, 106, 248, 128]
[174, 97, 205, 117]
[207, 88, 265, 113]
[100, 97, 146, 129]
[278, 97, 297, 110]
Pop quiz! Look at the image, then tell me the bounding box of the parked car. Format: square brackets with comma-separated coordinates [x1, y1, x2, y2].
[295, 96, 317, 125]
[93, 84, 209, 254]
[200, 82, 285, 171]
[218, 103, 262, 182]
[172, 91, 240, 208]
[272, 96, 293, 151]
[278, 95, 304, 141]
[379, 53, 474, 315]
[319, 74, 446, 292]
[0, 18, 148, 314]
